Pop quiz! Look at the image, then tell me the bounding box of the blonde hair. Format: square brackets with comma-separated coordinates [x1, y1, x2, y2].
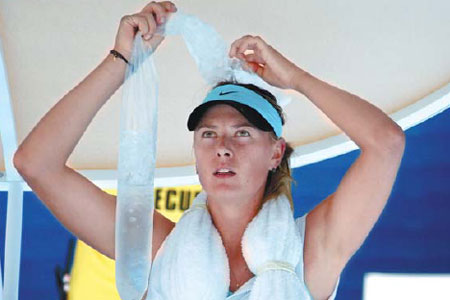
[263, 134, 295, 210]
[211, 81, 296, 211]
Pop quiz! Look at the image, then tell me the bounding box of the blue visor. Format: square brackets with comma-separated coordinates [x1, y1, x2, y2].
[187, 84, 283, 137]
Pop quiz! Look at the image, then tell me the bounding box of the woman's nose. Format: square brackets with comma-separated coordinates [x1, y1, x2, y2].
[216, 137, 232, 158]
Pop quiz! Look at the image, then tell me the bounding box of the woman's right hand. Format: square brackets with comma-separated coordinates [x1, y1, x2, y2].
[113, 1, 177, 61]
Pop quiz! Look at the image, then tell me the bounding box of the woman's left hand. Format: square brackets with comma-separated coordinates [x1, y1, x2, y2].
[229, 35, 304, 90]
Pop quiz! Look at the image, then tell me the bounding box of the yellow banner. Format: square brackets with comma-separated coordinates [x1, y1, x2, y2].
[104, 185, 202, 222]
[68, 184, 202, 300]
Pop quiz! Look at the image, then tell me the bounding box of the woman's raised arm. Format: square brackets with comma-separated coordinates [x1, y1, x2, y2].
[13, 1, 177, 259]
[291, 66, 405, 300]
[229, 34, 405, 299]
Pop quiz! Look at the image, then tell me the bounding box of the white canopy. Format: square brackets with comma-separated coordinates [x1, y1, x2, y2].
[1, 0, 449, 174]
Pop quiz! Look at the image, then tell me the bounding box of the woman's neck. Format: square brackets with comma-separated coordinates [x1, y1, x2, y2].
[206, 190, 263, 251]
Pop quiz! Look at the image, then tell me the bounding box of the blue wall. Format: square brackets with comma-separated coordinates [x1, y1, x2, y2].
[292, 108, 450, 299]
[1, 108, 449, 299]
[0, 191, 74, 299]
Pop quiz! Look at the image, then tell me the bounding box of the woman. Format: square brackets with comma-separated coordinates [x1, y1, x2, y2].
[13, 1, 405, 299]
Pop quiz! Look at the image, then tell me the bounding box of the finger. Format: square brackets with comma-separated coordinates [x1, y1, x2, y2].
[230, 41, 249, 60]
[140, 2, 166, 25]
[247, 62, 260, 73]
[159, 1, 177, 12]
[236, 37, 265, 58]
[252, 63, 265, 77]
[141, 1, 157, 13]
[139, 13, 157, 39]
[233, 42, 255, 61]
[244, 53, 265, 64]
[151, 3, 168, 24]
[229, 35, 246, 57]
[242, 61, 263, 75]
[122, 14, 150, 37]
[230, 35, 265, 61]
[229, 35, 252, 58]
[141, 1, 176, 16]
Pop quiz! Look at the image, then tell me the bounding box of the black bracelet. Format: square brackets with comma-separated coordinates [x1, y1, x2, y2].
[110, 49, 129, 65]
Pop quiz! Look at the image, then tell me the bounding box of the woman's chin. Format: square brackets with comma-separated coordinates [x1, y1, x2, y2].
[203, 183, 241, 197]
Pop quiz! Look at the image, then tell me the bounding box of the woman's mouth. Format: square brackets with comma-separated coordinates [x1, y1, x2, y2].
[213, 168, 236, 178]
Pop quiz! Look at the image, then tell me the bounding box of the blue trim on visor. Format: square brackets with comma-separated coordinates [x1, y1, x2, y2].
[203, 84, 282, 137]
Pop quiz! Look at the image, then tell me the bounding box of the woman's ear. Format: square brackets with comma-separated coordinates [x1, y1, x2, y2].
[271, 137, 286, 168]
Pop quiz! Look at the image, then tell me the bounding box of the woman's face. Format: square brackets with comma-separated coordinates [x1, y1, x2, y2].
[193, 104, 285, 202]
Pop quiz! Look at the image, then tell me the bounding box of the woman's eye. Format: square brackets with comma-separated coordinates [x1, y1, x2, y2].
[236, 130, 250, 137]
[202, 131, 216, 138]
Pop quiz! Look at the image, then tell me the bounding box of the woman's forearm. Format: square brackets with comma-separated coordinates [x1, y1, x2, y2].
[292, 70, 404, 152]
[15, 54, 127, 172]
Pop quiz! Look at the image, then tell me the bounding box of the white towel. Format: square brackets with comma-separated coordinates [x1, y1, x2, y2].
[146, 190, 312, 299]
